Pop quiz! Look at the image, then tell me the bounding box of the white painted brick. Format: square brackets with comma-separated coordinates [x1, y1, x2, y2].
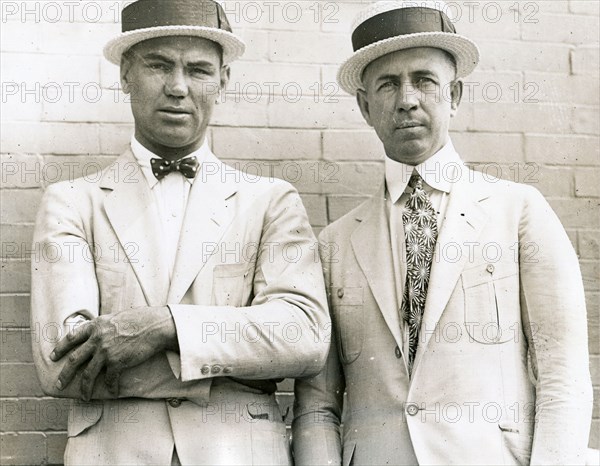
[571, 46, 600, 76]
[323, 129, 384, 161]
[452, 132, 524, 163]
[575, 168, 600, 197]
[224, 0, 322, 32]
[572, 106, 600, 135]
[0, 19, 42, 53]
[268, 96, 364, 129]
[321, 2, 363, 33]
[229, 62, 321, 95]
[521, 13, 599, 45]
[570, 0, 600, 15]
[464, 71, 524, 104]
[524, 72, 599, 105]
[237, 29, 269, 62]
[1, 122, 100, 155]
[477, 41, 571, 73]
[525, 135, 599, 165]
[100, 60, 121, 90]
[40, 20, 118, 56]
[213, 127, 321, 160]
[212, 95, 269, 127]
[99, 124, 134, 155]
[1, 153, 44, 189]
[41, 91, 133, 123]
[1, 97, 43, 122]
[472, 102, 572, 133]
[269, 31, 351, 64]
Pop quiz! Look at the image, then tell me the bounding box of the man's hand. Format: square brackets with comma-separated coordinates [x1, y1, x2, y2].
[50, 306, 179, 401]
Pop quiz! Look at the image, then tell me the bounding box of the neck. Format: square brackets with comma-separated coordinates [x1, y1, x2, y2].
[135, 134, 205, 161]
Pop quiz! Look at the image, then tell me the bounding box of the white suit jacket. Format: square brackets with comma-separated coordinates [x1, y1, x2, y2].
[31, 148, 330, 465]
[293, 164, 593, 465]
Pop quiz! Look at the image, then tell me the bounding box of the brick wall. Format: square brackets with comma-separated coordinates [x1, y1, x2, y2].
[1, 0, 598, 463]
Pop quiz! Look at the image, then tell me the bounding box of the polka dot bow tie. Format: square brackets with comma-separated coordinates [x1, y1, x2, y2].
[401, 173, 438, 374]
[151, 156, 199, 181]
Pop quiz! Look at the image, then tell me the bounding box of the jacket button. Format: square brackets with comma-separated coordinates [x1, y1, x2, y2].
[223, 366, 232, 374]
[486, 264, 495, 274]
[201, 365, 210, 375]
[406, 403, 419, 416]
[395, 346, 402, 359]
[211, 365, 222, 374]
[168, 398, 182, 408]
[337, 288, 344, 299]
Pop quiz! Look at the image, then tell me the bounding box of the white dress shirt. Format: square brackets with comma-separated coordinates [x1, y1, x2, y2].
[385, 139, 464, 364]
[131, 137, 210, 281]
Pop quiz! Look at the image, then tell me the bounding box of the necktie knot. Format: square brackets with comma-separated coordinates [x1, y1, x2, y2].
[151, 156, 199, 181]
[409, 173, 424, 191]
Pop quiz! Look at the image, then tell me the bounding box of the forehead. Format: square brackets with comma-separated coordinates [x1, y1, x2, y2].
[127, 36, 222, 62]
[363, 47, 454, 80]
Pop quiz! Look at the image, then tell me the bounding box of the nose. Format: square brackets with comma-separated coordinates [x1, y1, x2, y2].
[395, 82, 419, 112]
[164, 67, 188, 99]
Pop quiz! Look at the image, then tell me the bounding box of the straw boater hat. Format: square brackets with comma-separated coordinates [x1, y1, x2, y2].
[337, 0, 480, 95]
[103, 0, 245, 66]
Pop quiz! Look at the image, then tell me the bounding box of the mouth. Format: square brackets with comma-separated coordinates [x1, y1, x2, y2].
[158, 108, 192, 116]
[395, 121, 423, 130]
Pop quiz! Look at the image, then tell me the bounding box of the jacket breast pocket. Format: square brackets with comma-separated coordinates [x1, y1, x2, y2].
[212, 263, 253, 307]
[330, 286, 364, 364]
[462, 261, 519, 344]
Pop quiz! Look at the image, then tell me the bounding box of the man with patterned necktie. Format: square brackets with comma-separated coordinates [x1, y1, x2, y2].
[292, 1, 593, 465]
[30, 1, 329, 464]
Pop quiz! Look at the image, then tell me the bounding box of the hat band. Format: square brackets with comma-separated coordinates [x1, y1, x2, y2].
[352, 7, 456, 52]
[122, 0, 232, 33]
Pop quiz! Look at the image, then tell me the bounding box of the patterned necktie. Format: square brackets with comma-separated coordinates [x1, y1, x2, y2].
[151, 156, 199, 181]
[400, 173, 438, 374]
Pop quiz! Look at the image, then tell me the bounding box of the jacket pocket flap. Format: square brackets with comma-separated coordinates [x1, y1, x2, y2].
[462, 261, 518, 289]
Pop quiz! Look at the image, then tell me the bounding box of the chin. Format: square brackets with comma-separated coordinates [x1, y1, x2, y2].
[387, 142, 429, 165]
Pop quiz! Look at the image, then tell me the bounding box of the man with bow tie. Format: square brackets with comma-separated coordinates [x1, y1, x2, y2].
[292, 1, 593, 465]
[30, 1, 329, 464]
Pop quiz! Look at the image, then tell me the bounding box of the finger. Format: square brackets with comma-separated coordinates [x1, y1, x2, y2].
[81, 353, 106, 402]
[51, 322, 93, 361]
[105, 366, 121, 397]
[56, 342, 95, 391]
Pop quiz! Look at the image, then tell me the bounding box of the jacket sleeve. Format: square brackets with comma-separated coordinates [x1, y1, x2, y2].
[518, 186, 593, 465]
[168, 182, 331, 381]
[291, 231, 345, 466]
[30, 182, 212, 400]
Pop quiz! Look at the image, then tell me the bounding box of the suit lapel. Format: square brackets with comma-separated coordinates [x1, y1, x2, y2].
[167, 154, 237, 304]
[101, 150, 170, 307]
[351, 184, 405, 357]
[412, 172, 489, 372]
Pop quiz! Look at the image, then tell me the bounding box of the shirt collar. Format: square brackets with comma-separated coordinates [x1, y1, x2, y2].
[130, 136, 210, 189]
[385, 139, 462, 203]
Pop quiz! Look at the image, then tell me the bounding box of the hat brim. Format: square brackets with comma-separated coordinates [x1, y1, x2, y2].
[337, 32, 480, 95]
[103, 26, 246, 66]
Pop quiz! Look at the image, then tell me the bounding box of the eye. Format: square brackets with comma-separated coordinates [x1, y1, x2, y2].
[190, 67, 214, 78]
[378, 81, 397, 92]
[416, 77, 437, 89]
[148, 63, 170, 71]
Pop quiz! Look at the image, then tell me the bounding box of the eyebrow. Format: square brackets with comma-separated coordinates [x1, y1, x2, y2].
[140, 53, 217, 70]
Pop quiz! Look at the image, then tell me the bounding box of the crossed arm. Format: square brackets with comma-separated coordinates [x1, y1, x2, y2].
[31, 181, 330, 401]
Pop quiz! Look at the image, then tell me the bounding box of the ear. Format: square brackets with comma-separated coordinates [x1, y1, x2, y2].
[356, 88, 373, 127]
[220, 65, 231, 91]
[120, 54, 133, 95]
[449, 79, 463, 117]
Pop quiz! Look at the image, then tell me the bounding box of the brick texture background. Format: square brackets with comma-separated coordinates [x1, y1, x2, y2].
[1, 0, 598, 464]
